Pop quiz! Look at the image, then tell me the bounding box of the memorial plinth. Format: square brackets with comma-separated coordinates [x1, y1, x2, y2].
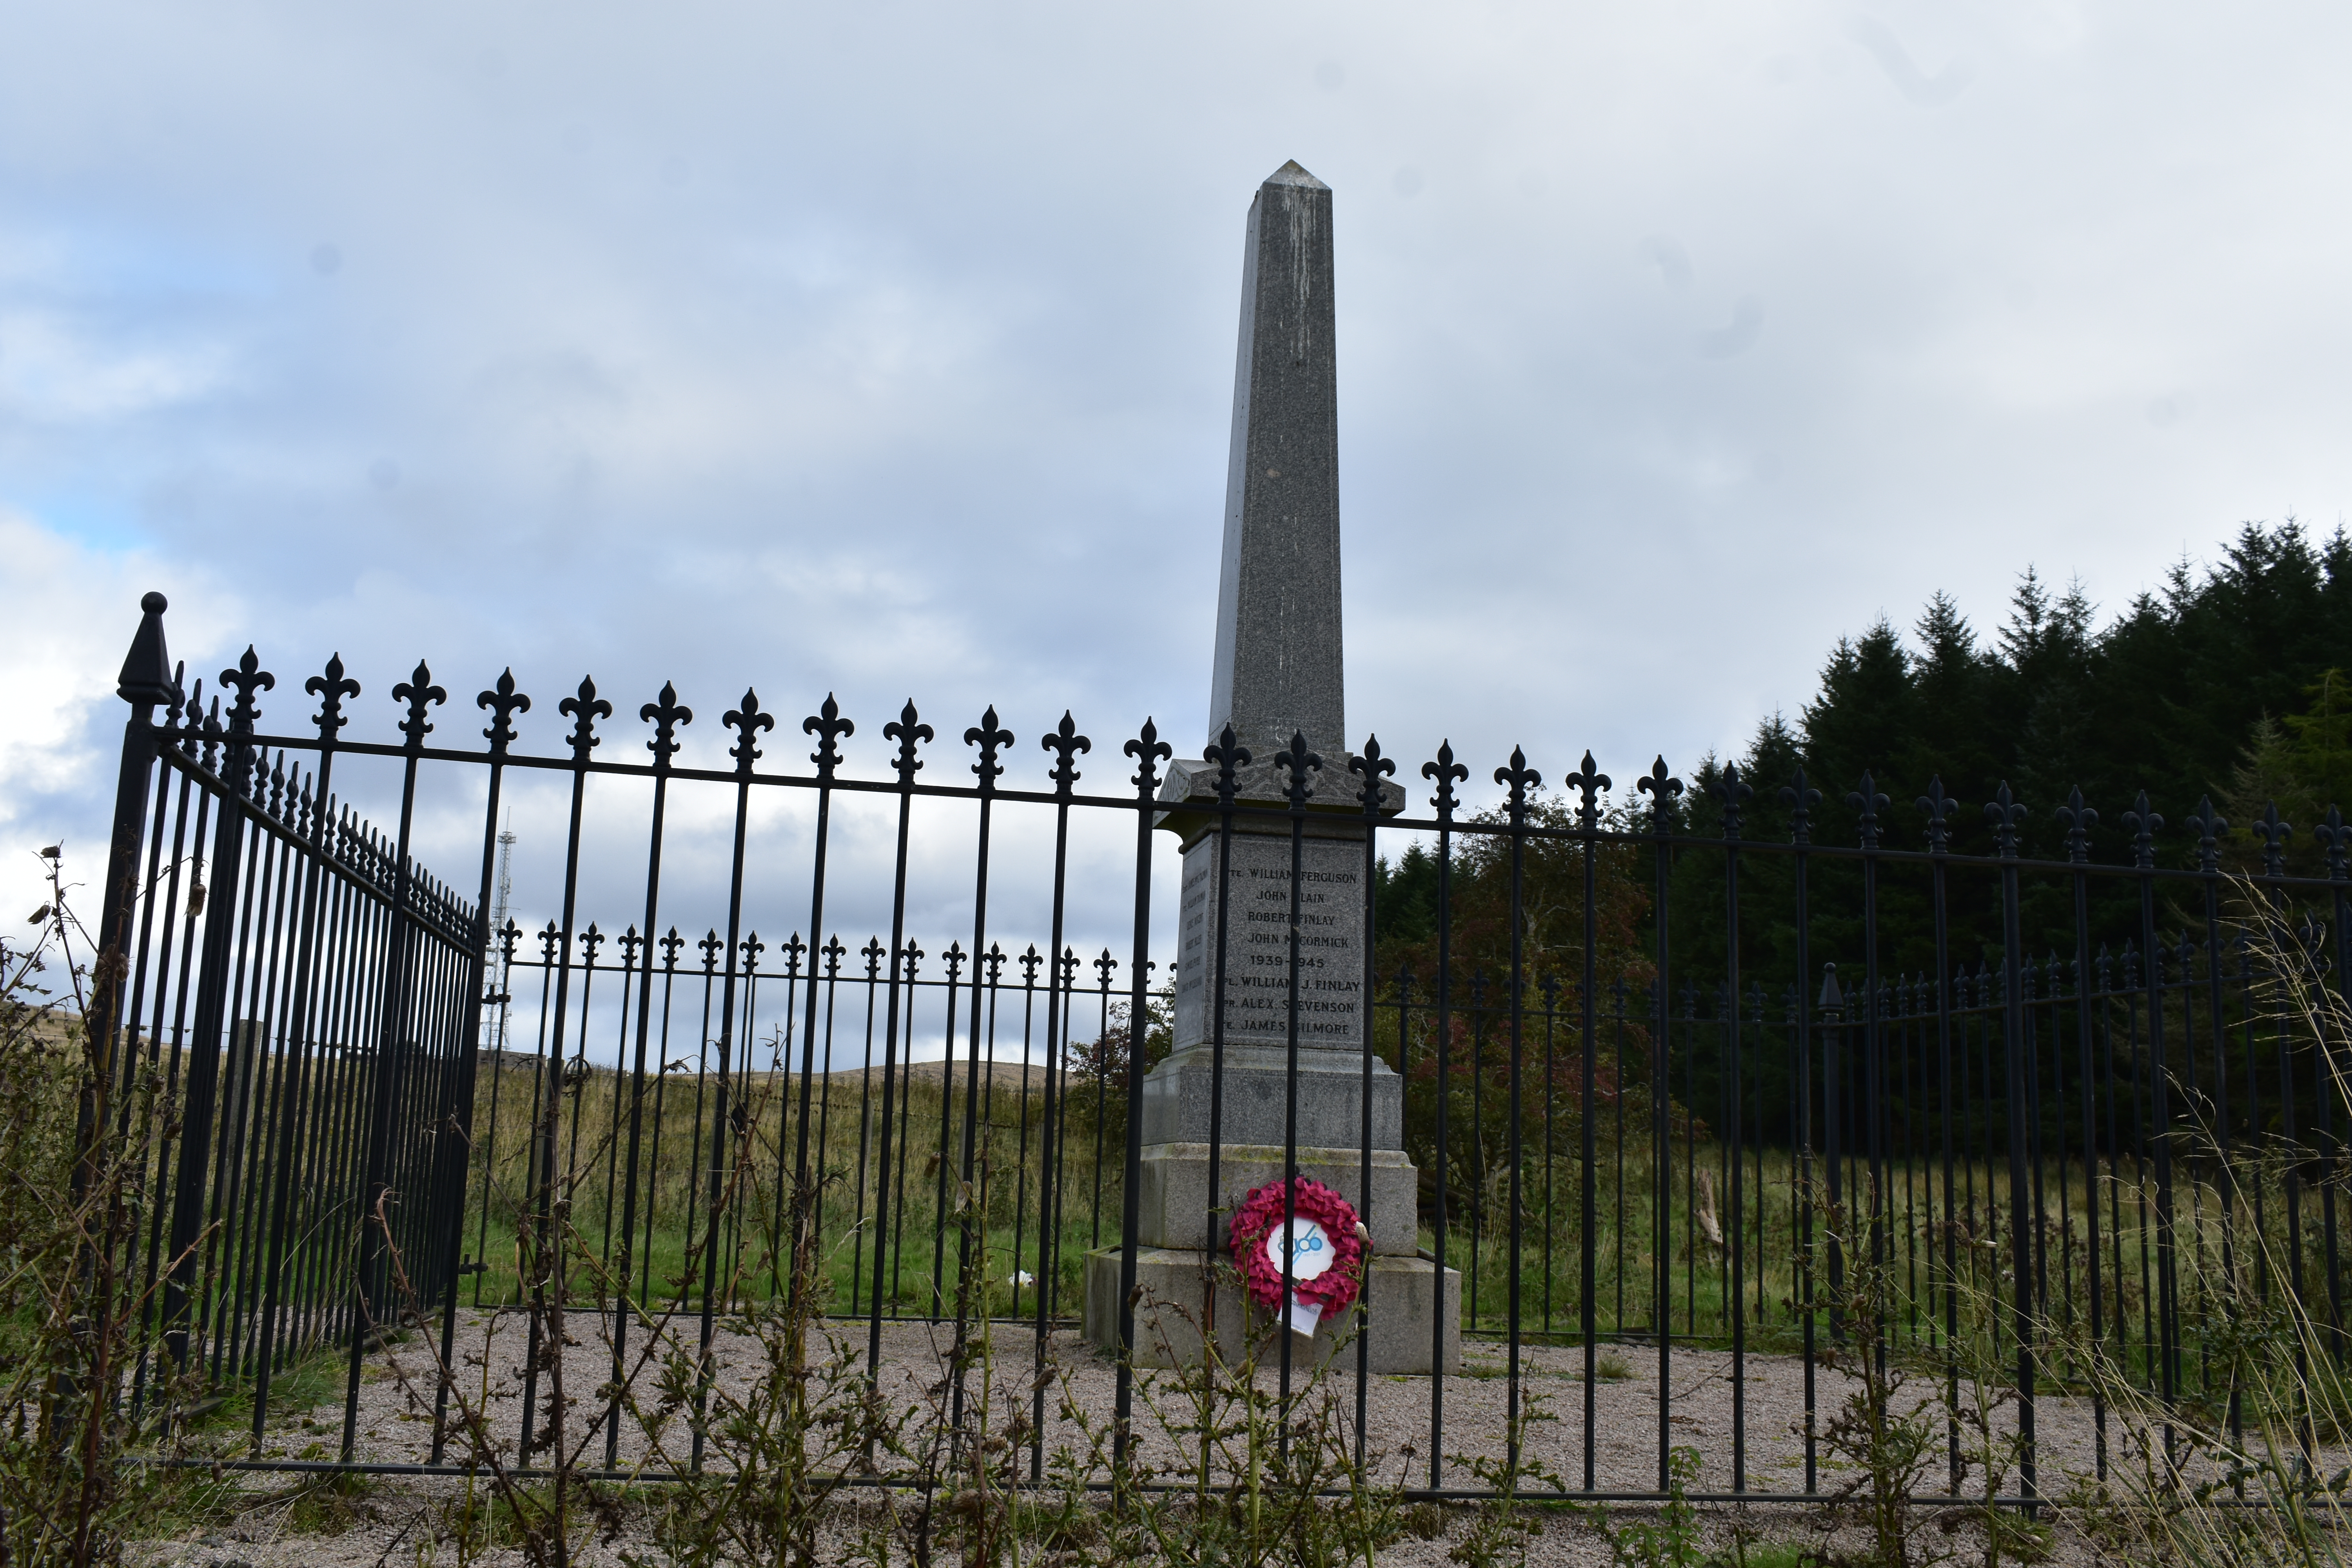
[1082, 160, 1459, 1375]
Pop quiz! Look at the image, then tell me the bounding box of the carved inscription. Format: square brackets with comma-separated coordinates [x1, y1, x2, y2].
[1173, 833, 1367, 1052]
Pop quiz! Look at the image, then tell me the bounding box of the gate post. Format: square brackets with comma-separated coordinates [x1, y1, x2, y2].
[58, 593, 174, 1548]
[81, 592, 177, 1191]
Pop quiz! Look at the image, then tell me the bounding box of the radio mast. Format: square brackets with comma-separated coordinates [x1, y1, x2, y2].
[485, 814, 517, 1054]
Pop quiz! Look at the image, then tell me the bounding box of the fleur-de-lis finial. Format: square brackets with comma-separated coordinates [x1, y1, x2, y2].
[1984, 781, 2028, 858]
[740, 931, 765, 972]
[1713, 761, 1754, 841]
[804, 694, 853, 777]
[660, 927, 685, 967]
[1781, 767, 1821, 845]
[307, 654, 362, 740]
[1494, 746, 1541, 820]
[1020, 944, 1043, 986]
[1042, 711, 1091, 797]
[2185, 795, 2227, 874]
[1275, 729, 1321, 807]
[965, 706, 1015, 792]
[2317, 806, 2350, 883]
[782, 931, 808, 977]
[394, 660, 447, 751]
[539, 920, 561, 963]
[220, 645, 274, 726]
[477, 670, 531, 755]
[2054, 787, 2098, 865]
[1565, 751, 1610, 833]
[1424, 740, 1469, 818]
[900, 940, 924, 981]
[1095, 948, 1118, 988]
[1638, 756, 1682, 833]
[886, 701, 934, 784]
[219, 646, 275, 797]
[1127, 718, 1172, 792]
[1846, 771, 1889, 849]
[725, 688, 776, 774]
[944, 941, 966, 982]
[2252, 801, 2293, 878]
[580, 922, 605, 965]
[862, 936, 886, 978]
[561, 676, 613, 759]
[1351, 734, 1396, 817]
[699, 929, 724, 971]
[823, 934, 847, 975]
[984, 942, 1006, 985]
[618, 926, 644, 967]
[641, 681, 693, 768]
[1916, 776, 1957, 853]
[1204, 722, 1251, 805]
[2123, 791, 2164, 869]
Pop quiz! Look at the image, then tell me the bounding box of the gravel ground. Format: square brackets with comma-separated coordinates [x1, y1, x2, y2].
[130, 1306, 2286, 1566]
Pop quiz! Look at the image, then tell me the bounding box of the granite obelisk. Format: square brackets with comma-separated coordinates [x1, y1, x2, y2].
[1082, 162, 1459, 1374]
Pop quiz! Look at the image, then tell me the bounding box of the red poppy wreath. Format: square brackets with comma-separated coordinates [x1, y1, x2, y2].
[1227, 1176, 1365, 1336]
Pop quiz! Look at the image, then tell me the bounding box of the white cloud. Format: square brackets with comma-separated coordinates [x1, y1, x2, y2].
[0, 510, 235, 919]
[0, 0, 2347, 947]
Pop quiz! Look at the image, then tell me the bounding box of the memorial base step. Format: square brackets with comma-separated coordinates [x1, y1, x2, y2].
[1082, 1245, 1459, 1376]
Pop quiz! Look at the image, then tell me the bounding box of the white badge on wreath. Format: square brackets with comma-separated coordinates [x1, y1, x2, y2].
[1264, 1216, 1334, 1334]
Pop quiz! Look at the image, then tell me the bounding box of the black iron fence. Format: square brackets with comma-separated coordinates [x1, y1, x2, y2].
[74, 593, 2352, 1502]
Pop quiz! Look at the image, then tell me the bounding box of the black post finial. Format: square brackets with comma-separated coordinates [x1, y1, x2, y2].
[117, 590, 175, 710]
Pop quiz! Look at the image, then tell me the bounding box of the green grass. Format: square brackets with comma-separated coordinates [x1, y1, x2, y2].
[451, 1056, 2304, 1414]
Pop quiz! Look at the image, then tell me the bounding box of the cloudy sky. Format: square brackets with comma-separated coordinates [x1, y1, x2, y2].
[4, 1, 2347, 1012]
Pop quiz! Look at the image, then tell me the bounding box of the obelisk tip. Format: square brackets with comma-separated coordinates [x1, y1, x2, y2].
[1265, 160, 1328, 190]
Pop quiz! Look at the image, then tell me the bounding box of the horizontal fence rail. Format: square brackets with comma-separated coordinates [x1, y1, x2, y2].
[71, 596, 2352, 1504]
